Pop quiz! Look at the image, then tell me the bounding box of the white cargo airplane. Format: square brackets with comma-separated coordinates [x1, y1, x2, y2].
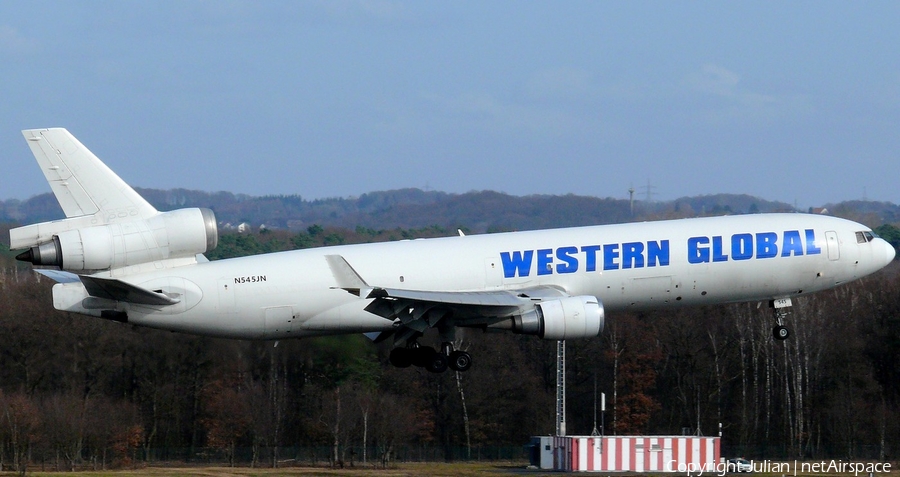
[10, 129, 896, 373]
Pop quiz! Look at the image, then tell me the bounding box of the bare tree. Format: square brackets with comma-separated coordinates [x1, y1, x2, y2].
[0, 390, 41, 476]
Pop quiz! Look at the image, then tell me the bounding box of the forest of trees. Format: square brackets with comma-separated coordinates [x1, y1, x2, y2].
[1, 196, 899, 472]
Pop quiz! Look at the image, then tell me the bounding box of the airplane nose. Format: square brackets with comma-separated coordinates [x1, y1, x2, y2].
[885, 239, 897, 264]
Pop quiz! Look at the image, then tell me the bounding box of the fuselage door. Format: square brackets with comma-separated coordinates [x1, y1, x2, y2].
[484, 257, 502, 288]
[825, 230, 840, 261]
[264, 306, 295, 337]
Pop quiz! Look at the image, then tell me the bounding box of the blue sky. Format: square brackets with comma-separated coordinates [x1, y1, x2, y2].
[1, 1, 898, 209]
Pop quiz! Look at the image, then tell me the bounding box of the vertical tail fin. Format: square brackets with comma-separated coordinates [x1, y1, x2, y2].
[11, 129, 160, 251]
[21, 128, 157, 219]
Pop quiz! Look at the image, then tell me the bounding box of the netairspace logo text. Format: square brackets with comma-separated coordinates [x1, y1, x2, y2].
[670, 459, 892, 476]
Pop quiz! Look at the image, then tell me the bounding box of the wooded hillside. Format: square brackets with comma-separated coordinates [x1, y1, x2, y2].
[1, 189, 805, 231]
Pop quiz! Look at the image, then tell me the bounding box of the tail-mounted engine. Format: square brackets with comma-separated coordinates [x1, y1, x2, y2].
[511, 295, 605, 339]
[15, 208, 218, 271]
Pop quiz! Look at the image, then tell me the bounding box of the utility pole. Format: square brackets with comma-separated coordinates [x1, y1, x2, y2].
[640, 178, 657, 202]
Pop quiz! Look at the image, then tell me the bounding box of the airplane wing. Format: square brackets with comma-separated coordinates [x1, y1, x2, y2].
[21, 128, 157, 219]
[326, 254, 567, 343]
[363, 287, 528, 322]
[361, 286, 560, 343]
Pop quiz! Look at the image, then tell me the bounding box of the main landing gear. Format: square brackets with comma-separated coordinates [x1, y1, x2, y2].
[389, 342, 472, 373]
[770, 298, 792, 340]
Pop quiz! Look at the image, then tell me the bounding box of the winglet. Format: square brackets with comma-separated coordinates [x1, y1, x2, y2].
[325, 255, 373, 297]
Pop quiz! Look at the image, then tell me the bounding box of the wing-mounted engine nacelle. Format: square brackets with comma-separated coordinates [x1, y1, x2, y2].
[16, 208, 218, 271]
[512, 295, 605, 339]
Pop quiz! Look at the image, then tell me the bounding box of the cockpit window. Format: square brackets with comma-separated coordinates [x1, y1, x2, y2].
[856, 231, 875, 243]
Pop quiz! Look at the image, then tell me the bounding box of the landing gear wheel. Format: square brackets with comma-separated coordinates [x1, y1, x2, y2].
[770, 299, 792, 341]
[426, 352, 449, 373]
[389, 347, 412, 368]
[773, 325, 789, 340]
[448, 350, 472, 372]
[412, 346, 436, 368]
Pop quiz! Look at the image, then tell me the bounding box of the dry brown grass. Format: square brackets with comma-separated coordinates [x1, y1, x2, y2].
[11, 461, 550, 477]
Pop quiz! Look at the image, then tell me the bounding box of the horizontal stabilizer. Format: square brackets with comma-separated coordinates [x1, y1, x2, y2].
[35, 269, 81, 283]
[79, 275, 180, 306]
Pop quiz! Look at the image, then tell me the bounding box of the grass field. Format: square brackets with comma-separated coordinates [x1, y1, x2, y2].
[5, 461, 546, 477]
[6, 460, 896, 476]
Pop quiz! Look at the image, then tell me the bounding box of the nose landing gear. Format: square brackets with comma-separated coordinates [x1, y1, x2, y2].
[770, 298, 792, 340]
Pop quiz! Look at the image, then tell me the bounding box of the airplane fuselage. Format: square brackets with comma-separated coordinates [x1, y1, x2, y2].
[49, 212, 894, 340]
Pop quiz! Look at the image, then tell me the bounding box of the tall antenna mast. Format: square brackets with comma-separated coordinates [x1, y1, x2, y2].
[640, 178, 657, 202]
[556, 340, 566, 436]
[591, 372, 600, 436]
[628, 185, 635, 216]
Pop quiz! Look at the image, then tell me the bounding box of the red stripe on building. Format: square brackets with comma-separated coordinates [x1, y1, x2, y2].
[715, 436, 721, 466]
[658, 438, 665, 471]
[616, 435, 624, 471]
[644, 437, 652, 471]
[571, 438, 578, 472]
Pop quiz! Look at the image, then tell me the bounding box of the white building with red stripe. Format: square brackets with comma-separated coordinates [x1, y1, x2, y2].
[532, 435, 720, 472]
